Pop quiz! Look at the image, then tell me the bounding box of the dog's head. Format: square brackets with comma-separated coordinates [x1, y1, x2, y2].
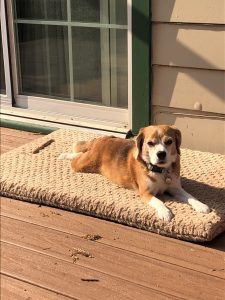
[136, 125, 181, 168]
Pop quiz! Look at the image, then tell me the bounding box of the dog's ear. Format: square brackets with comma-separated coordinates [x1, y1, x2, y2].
[171, 126, 182, 155]
[136, 128, 144, 159]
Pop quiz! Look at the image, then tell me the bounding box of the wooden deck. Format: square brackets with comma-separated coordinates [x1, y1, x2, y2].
[1, 127, 225, 300]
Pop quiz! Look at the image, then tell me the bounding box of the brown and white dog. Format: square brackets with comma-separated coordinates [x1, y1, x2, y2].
[58, 125, 210, 222]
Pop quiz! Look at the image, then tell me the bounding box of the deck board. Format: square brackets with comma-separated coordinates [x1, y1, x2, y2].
[2, 242, 175, 300]
[1, 275, 73, 300]
[2, 198, 225, 279]
[1, 215, 225, 299]
[1, 127, 225, 299]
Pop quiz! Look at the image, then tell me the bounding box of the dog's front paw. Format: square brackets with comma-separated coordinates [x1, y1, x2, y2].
[191, 201, 210, 214]
[157, 207, 173, 222]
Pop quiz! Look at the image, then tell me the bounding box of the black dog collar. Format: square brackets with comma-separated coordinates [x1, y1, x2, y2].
[147, 162, 172, 184]
[147, 163, 165, 174]
[138, 157, 172, 184]
[138, 155, 165, 174]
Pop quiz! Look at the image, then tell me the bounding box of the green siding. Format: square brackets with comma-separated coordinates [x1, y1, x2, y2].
[132, 0, 151, 134]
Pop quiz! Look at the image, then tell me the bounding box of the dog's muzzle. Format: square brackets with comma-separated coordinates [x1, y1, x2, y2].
[157, 151, 167, 163]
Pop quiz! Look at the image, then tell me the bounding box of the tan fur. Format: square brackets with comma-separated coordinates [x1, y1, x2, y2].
[71, 125, 180, 200]
[59, 124, 210, 221]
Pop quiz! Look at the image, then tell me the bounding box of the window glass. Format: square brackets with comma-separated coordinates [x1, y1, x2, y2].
[17, 24, 70, 99]
[15, 0, 67, 20]
[0, 29, 6, 94]
[110, 0, 127, 25]
[71, 0, 100, 23]
[73, 27, 102, 103]
[14, 0, 128, 108]
[114, 29, 128, 107]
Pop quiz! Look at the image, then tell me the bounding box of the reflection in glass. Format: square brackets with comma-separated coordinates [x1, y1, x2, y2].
[110, 0, 127, 25]
[17, 24, 70, 99]
[15, 0, 67, 20]
[71, 0, 100, 23]
[71, 0, 127, 25]
[14, 0, 128, 108]
[114, 29, 128, 108]
[0, 31, 6, 94]
[73, 27, 102, 103]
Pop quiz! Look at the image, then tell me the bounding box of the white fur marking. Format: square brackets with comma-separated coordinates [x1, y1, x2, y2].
[58, 152, 82, 160]
[188, 198, 210, 213]
[149, 197, 173, 222]
[150, 142, 167, 165]
[168, 188, 210, 214]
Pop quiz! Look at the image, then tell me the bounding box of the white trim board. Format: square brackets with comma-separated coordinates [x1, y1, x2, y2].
[15, 95, 128, 129]
[0, 105, 129, 134]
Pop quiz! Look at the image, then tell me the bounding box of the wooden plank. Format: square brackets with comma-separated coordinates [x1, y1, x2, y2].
[1, 274, 73, 300]
[0, 127, 43, 140]
[152, 66, 225, 114]
[1, 242, 176, 300]
[2, 215, 225, 291]
[152, 107, 225, 154]
[1, 197, 225, 278]
[152, 0, 225, 24]
[0, 128, 43, 154]
[1, 237, 224, 299]
[0, 145, 13, 154]
[0, 140, 31, 154]
[0, 133, 40, 147]
[152, 23, 225, 70]
[207, 233, 225, 251]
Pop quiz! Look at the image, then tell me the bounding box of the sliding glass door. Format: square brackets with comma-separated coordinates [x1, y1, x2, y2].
[13, 0, 128, 109]
[1, 1, 151, 133]
[0, 27, 6, 94]
[0, 0, 12, 104]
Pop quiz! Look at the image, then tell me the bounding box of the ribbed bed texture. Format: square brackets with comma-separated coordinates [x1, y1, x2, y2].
[1, 129, 225, 242]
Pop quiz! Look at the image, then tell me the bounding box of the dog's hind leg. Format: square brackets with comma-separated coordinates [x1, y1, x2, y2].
[73, 139, 96, 153]
[71, 151, 99, 173]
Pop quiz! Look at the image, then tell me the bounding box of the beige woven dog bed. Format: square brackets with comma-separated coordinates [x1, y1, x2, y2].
[1, 129, 225, 242]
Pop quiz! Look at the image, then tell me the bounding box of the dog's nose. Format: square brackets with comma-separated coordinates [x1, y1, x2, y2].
[157, 151, 166, 160]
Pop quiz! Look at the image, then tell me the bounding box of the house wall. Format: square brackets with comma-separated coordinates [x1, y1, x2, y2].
[151, 0, 225, 153]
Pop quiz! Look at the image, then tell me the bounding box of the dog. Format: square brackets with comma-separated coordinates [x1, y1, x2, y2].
[58, 125, 210, 222]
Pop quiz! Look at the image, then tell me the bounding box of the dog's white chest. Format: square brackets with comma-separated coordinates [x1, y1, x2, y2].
[147, 172, 174, 195]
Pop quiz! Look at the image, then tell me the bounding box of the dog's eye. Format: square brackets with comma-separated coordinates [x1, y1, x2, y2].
[165, 139, 173, 146]
[148, 141, 155, 147]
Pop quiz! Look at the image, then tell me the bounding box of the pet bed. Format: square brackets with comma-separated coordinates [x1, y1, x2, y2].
[1, 129, 225, 242]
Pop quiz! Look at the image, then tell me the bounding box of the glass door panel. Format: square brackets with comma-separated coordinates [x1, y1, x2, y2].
[1, 0, 12, 104]
[17, 23, 70, 99]
[13, 0, 128, 108]
[15, 0, 67, 20]
[72, 26, 101, 103]
[71, 0, 100, 23]
[0, 26, 6, 94]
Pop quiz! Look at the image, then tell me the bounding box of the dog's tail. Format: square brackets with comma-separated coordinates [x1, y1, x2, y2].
[73, 139, 96, 153]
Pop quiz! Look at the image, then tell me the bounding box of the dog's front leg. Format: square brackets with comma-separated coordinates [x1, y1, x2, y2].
[168, 187, 210, 213]
[150, 196, 174, 222]
[140, 191, 173, 222]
